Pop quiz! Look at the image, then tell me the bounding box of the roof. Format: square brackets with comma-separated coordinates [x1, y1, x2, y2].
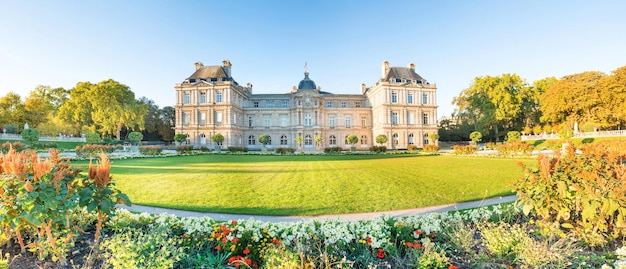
[297, 71, 317, 90]
[187, 66, 228, 80]
[384, 67, 425, 82]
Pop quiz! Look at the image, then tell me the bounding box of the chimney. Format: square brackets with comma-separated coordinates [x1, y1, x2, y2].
[222, 60, 232, 77]
[408, 63, 415, 71]
[194, 61, 203, 71]
[381, 61, 390, 78]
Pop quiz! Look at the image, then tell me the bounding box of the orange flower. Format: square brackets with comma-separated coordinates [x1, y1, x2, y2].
[448, 266, 459, 269]
[376, 248, 385, 259]
[243, 248, 250, 255]
[215, 245, 221, 251]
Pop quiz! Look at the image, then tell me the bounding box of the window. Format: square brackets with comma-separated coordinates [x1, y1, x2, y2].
[355, 101, 361, 108]
[392, 133, 399, 145]
[422, 93, 428, 104]
[361, 116, 367, 127]
[408, 133, 414, 145]
[341, 101, 346, 108]
[345, 116, 351, 128]
[264, 116, 270, 127]
[360, 135, 367, 145]
[281, 116, 287, 127]
[423, 113, 429, 125]
[329, 116, 335, 128]
[391, 92, 397, 103]
[233, 113, 238, 124]
[305, 135, 313, 146]
[280, 135, 288, 145]
[392, 112, 398, 125]
[395, 78, 402, 83]
[408, 112, 415, 124]
[215, 112, 222, 124]
[183, 93, 190, 104]
[248, 135, 255, 145]
[424, 134, 429, 145]
[407, 93, 413, 104]
[248, 116, 254, 127]
[298, 100, 302, 106]
[282, 100, 288, 107]
[327, 101, 332, 108]
[268, 101, 274, 108]
[200, 92, 207, 103]
[198, 112, 206, 125]
[182, 112, 190, 124]
[305, 114, 312, 126]
[329, 135, 337, 145]
[253, 101, 259, 108]
[216, 91, 223, 103]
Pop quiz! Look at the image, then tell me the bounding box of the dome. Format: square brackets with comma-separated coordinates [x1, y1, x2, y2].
[297, 71, 317, 90]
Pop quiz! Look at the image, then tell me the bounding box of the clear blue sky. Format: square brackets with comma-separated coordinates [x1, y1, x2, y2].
[1, 0, 625, 118]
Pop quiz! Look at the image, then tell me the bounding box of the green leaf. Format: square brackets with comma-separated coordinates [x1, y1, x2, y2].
[87, 201, 97, 212]
[522, 204, 533, 215]
[116, 193, 132, 206]
[23, 214, 41, 226]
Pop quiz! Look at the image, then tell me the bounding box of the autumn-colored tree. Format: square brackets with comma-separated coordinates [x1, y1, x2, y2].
[599, 66, 626, 128]
[0, 92, 25, 128]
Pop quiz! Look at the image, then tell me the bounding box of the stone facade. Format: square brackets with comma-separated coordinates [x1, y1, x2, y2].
[174, 60, 438, 151]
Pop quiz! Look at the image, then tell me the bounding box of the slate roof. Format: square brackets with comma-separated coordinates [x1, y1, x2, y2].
[187, 66, 228, 80]
[384, 67, 425, 82]
[297, 71, 317, 90]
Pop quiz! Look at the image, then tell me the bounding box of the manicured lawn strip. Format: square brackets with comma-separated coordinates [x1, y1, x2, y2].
[74, 155, 533, 216]
[527, 136, 626, 149]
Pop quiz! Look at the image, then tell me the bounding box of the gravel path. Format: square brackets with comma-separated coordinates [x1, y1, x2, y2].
[117, 195, 518, 223]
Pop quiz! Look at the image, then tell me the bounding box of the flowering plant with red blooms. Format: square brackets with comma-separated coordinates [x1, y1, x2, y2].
[376, 248, 385, 259]
[448, 265, 459, 269]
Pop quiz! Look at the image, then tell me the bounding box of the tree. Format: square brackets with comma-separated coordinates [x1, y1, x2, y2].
[174, 134, 188, 144]
[375, 134, 387, 145]
[507, 131, 521, 141]
[427, 133, 439, 144]
[158, 106, 176, 142]
[0, 92, 25, 128]
[21, 128, 40, 143]
[212, 133, 224, 145]
[138, 97, 162, 141]
[58, 82, 96, 135]
[85, 132, 102, 144]
[314, 135, 323, 150]
[259, 135, 271, 148]
[127, 132, 143, 145]
[347, 134, 358, 151]
[3, 124, 18, 134]
[600, 65, 626, 128]
[469, 131, 482, 144]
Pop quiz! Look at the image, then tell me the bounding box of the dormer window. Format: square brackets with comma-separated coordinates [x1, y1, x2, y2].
[211, 78, 218, 82]
[395, 78, 402, 83]
[189, 79, 196, 83]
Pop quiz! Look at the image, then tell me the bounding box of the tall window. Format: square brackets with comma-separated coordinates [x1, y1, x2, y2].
[280, 135, 288, 145]
[182, 112, 190, 124]
[329, 135, 337, 145]
[253, 101, 259, 107]
[341, 101, 346, 108]
[327, 101, 332, 108]
[360, 135, 367, 145]
[361, 116, 366, 127]
[345, 116, 351, 128]
[282, 100, 289, 107]
[198, 112, 206, 124]
[329, 116, 335, 128]
[216, 91, 223, 103]
[268, 101, 274, 108]
[200, 92, 207, 103]
[281, 116, 287, 127]
[391, 92, 398, 103]
[305, 114, 312, 126]
[248, 116, 253, 127]
[392, 133, 399, 145]
[304, 135, 313, 146]
[408, 112, 415, 124]
[183, 93, 190, 104]
[424, 134, 429, 145]
[215, 112, 222, 124]
[248, 135, 255, 145]
[264, 116, 270, 127]
[422, 93, 428, 104]
[423, 113, 429, 125]
[408, 133, 414, 145]
[407, 93, 413, 104]
[392, 112, 399, 125]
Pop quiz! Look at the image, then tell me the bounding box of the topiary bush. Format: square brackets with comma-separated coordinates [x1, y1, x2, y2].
[422, 145, 440, 153]
[369, 145, 386, 153]
[514, 142, 626, 246]
[452, 145, 477, 155]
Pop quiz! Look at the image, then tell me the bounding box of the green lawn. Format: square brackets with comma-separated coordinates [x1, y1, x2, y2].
[75, 154, 534, 216]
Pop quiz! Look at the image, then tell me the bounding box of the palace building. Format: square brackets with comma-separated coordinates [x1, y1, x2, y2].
[174, 60, 438, 151]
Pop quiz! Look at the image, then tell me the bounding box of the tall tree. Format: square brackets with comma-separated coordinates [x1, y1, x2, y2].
[599, 66, 626, 129]
[0, 92, 25, 128]
[540, 71, 607, 129]
[138, 97, 162, 141]
[58, 82, 96, 135]
[522, 77, 557, 128]
[158, 106, 175, 142]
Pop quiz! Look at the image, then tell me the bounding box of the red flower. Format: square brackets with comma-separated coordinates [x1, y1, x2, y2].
[232, 238, 239, 243]
[376, 248, 385, 259]
[244, 258, 252, 265]
[272, 238, 281, 246]
[222, 237, 228, 243]
[216, 245, 221, 251]
[228, 256, 235, 263]
[448, 266, 459, 269]
[231, 220, 237, 225]
[366, 237, 372, 244]
[243, 248, 250, 255]
[405, 242, 413, 248]
[415, 230, 422, 236]
[430, 233, 436, 239]
[220, 225, 227, 231]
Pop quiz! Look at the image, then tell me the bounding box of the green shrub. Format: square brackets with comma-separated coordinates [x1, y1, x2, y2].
[507, 131, 521, 141]
[227, 146, 248, 153]
[514, 142, 626, 246]
[100, 226, 183, 269]
[275, 147, 295, 155]
[175, 145, 193, 154]
[452, 145, 477, 155]
[75, 144, 114, 158]
[369, 145, 386, 153]
[407, 145, 419, 152]
[21, 128, 40, 143]
[138, 145, 164, 155]
[30, 142, 58, 150]
[85, 132, 102, 144]
[198, 146, 212, 152]
[324, 146, 342, 154]
[422, 144, 439, 153]
[495, 141, 534, 157]
[263, 246, 302, 269]
[127, 131, 143, 145]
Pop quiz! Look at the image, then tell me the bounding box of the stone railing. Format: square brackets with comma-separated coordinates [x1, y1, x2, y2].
[0, 133, 86, 142]
[521, 130, 626, 141]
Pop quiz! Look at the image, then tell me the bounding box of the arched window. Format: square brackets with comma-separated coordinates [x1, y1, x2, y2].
[408, 133, 414, 145]
[248, 135, 255, 145]
[280, 135, 288, 145]
[329, 135, 337, 145]
[360, 135, 367, 145]
[392, 133, 399, 145]
[304, 135, 313, 146]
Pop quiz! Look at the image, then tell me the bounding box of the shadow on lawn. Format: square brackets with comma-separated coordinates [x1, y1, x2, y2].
[142, 203, 337, 216]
